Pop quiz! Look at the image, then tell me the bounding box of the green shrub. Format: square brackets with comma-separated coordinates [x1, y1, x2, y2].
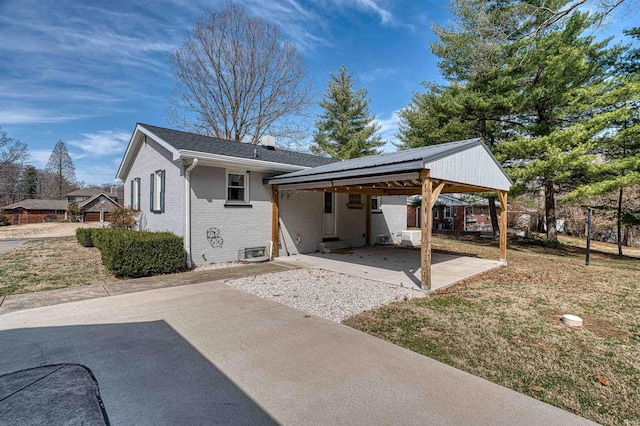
[98, 230, 184, 278]
[91, 228, 114, 250]
[67, 201, 81, 222]
[76, 228, 95, 247]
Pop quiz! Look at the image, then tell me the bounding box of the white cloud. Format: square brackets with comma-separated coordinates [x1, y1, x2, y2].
[375, 110, 401, 151]
[354, 0, 393, 24]
[27, 149, 54, 169]
[360, 67, 397, 83]
[0, 108, 90, 125]
[75, 165, 119, 185]
[67, 131, 131, 158]
[325, 0, 394, 24]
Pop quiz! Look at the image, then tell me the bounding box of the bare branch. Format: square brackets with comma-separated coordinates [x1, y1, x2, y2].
[169, 3, 313, 143]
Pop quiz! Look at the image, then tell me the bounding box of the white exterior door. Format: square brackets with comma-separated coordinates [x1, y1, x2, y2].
[323, 192, 336, 238]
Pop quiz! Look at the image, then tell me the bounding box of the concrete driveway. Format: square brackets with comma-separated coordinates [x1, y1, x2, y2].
[277, 246, 502, 291]
[0, 281, 594, 425]
[0, 239, 28, 256]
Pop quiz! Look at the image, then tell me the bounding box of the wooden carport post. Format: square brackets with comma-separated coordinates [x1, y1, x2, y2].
[497, 190, 508, 263]
[272, 185, 279, 258]
[420, 171, 445, 290]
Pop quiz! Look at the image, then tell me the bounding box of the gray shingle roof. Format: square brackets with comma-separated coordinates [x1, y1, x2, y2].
[271, 138, 483, 181]
[66, 187, 105, 197]
[3, 199, 69, 210]
[139, 124, 337, 168]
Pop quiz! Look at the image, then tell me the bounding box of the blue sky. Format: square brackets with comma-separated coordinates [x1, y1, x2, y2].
[0, 0, 636, 185]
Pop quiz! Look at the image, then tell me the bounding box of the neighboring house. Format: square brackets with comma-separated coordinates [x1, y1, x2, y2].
[407, 194, 501, 232]
[2, 199, 68, 225]
[2, 187, 122, 225]
[116, 124, 408, 267]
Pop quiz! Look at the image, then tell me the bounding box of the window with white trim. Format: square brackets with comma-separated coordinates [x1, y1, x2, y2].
[433, 207, 439, 219]
[150, 170, 165, 213]
[370, 195, 381, 212]
[130, 177, 141, 210]
[444, 206, 452, 218]
[226, 171, 248, 203]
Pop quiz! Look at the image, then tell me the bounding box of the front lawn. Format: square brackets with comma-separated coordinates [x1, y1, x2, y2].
[0, 237, 118, 296]
[344, 235, 640, 425]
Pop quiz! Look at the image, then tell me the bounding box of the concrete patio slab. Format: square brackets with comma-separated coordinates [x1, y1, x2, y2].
[0, 281, 593, 425]
[275, 246, 502, 291]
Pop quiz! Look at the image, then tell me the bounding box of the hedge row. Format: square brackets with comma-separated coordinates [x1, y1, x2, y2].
[76, 228, 184, 278]
[75, 228, 95, 247]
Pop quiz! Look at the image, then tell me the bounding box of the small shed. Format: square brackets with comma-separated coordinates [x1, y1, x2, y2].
[269, 138, 512, 290]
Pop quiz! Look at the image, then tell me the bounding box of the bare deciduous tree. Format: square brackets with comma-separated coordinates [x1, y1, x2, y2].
[45, 140, 76, 199]
[169, 2, 313, 144]
[0, 127, 28, 167]
[0, 127, 29, 206]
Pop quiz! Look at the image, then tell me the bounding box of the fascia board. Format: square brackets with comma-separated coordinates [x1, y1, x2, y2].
[269, 160, 424, 185]
[178, 150, 309, 173]
[115, 124, 181, 181]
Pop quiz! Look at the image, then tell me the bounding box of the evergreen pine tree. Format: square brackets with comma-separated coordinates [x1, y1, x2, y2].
[311, 65, 384, 159]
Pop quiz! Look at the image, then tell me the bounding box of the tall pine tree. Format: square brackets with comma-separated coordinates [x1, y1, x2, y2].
[399, 0, 629, 242]
[311, 65, 384, 159]
[564, 28, 640, 254]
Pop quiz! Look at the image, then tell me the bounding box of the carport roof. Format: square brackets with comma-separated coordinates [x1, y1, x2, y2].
[269, 138, 512, 192]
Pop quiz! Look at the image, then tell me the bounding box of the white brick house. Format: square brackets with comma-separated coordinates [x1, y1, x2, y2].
[116, 124, 407, 267]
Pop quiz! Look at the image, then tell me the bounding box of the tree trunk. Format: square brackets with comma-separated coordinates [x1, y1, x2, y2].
[487, 195, 500, 238]
[617, 187, 623, 256]
[544, 179, 557, 241]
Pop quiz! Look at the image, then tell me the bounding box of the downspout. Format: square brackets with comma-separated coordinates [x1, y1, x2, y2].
[184, 158, 198, 268]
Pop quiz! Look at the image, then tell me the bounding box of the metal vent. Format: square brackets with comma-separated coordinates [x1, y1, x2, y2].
[376, 235, 393, 245]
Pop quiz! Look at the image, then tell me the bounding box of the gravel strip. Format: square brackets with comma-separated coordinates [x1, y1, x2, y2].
[225, 268, 425, 322]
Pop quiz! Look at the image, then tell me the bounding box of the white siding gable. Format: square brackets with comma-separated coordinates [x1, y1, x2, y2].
[424, 145, 511, 191]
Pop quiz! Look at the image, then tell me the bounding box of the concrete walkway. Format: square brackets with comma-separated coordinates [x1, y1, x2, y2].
[278, 246, 502, 291]
[0, 262, 297, 315]
[0, 281, 594, 425]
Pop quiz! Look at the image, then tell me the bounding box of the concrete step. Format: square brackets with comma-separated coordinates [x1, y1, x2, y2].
[317, 240, 350, 253]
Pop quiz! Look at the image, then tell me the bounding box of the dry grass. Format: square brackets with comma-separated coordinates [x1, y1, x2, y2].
[344, 235, 640, 425]
[0, 222, 104, 240]
[0, 237, 118, 296]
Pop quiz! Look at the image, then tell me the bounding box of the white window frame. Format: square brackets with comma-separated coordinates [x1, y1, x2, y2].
[131, 177, 141, 210]
[370, 195, 381, 212]
[226, 170, 249, 204]
[433, 207, 439, 219]
[154, 171, 162, 209]
[150, 170, 165, 213]
[444, 206, 452, 218]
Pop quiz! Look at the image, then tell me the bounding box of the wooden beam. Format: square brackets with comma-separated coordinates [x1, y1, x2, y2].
[366, 195, 372, 246]
[430, 181, 446, 209]
[421, 173, 433, 290]
[497, 190, 508, 263]
[272, 185, 279, 258]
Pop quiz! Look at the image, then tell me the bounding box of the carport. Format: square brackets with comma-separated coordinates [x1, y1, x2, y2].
[269, 138, 512, 290]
